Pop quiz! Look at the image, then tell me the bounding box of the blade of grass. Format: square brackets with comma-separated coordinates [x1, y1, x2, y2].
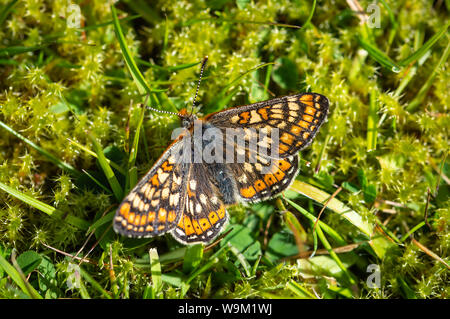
[79, 267, 112, 299]
[0, 182, 56, 216]
[111, 5, 151, 96]
[81, 169, 112, 194]
[0, 121, 81, 177]
[284, 197, 347, 246]
[314, 222, 357, 288]
[227, 243, 252, 277]
[0, 45, 44, 58]
[77, 274, 91, 299]
[366, 88, 378, 151]
[88, 133, 123, 202]
[399, 21, 450, 66]
[126, 103, 146, 192]
[185, 256, 220, 285]
[315, 133, 330, 173]
[309, 219, 318, 258]
[282, 207, 308, 254]
[400, 221, 426, 242]
[394, 66, 417, 98]
[134, 247, 187, 269]
[251, 255, 262, 277]
[129, 104, 147, 166]
[0, 251, 42, 299]
[396, 276, 417, 299]
[0, 181, 90, 230]
[303, 0, 317, 27]
[127, 167, 137, 195]
[378, 0, 398, 53]
[374, 218, 402, 244]
[394, 27, 431, 98]
[406, 38, 450, 112]
[140, 125, 150, 163]
[154, 90, 179, 113]
[326, 284, 354, 298]
[160, 273, 184, 287]
[0, 0, 18, 26]
[182, 244, 204, 274]
[149, 248, 162, 296]
[87, 211, 115, 234]
[67, 138, 126, 176]
[357, 37, 401, 72]
[289, 180, 374, 238]
[285, 198, 362, 288]
[286, 280, 317, 299]
[0, 58, 18, 65]
[122, 0, 162, 25]
[162, 15, 169, 54]
[185, 244, 230, 285]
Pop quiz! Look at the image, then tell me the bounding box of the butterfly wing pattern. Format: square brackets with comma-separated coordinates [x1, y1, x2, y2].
[170, 163, 229, 244]
[114, 141, 188, 238]
[209, 93, 328, 206]
[206, 93, 329, 158]
[114, 92, 329, 244]
[227, 154, 300, 203]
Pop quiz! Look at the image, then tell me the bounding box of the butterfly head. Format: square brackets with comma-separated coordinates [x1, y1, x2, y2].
[178, 108, 197, 128]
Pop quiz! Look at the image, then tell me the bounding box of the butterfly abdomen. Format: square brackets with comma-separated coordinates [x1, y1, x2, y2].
[207, 163, 238, 205]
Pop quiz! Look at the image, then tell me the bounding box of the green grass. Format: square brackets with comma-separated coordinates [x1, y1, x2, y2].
[0, 0, 449, 299]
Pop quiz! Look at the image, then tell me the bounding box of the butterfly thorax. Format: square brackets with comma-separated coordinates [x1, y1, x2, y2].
[178, 110, 239, 205]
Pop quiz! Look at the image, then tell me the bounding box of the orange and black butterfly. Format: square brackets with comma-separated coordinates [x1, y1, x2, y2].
[113, 59, 329, 244]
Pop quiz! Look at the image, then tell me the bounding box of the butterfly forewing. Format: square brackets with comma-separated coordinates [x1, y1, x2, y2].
[113, 141, 188, 238]
[206, 93, 329, 159]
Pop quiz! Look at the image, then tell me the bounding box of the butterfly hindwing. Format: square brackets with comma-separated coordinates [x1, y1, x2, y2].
[170, 163, 229, 244]
[227, 150, 300, 202]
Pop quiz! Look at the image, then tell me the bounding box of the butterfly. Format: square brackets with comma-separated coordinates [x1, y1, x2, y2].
[113, 60, 329, 245]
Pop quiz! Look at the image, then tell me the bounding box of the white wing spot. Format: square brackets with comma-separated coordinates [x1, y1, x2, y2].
[200, 194, 207, 205]
[237, 174, 248, 183]
[244, 162, 253, 172]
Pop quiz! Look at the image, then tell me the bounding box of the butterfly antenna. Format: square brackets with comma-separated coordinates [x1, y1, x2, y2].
[141, 94, 180, 117]
[190, 56, 208, 116]
[143, 56, 208, 119]
[146, 105, 180, 117]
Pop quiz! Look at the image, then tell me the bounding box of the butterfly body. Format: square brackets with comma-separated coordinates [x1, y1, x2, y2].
[114, 92, 329, 244]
